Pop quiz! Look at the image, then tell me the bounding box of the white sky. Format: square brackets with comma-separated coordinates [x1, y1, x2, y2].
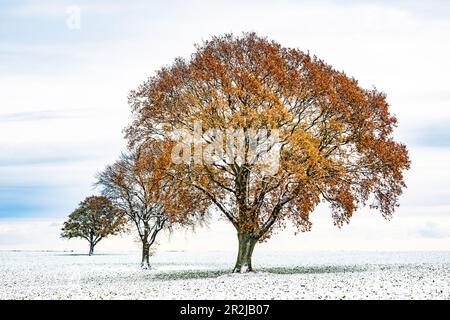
[1, 0, 450, 252]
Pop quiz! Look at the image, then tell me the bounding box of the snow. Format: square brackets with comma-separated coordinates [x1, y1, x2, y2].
[1, 251, 450, 299]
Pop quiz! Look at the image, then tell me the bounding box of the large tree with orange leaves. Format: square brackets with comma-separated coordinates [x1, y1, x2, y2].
[126, 33, 410, 272]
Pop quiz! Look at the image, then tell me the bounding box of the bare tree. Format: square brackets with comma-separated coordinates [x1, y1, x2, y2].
[96, 145, 208, 269]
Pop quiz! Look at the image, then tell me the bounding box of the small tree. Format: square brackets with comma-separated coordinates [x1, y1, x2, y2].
[61, 196, 127, 255]
[96, 145, 208, 269]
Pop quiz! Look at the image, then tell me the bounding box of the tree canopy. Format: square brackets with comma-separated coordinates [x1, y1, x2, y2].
[61, 196, 127, 255]
[125, 32, 410, 272]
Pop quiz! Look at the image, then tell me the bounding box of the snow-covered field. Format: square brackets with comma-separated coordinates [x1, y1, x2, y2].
[1, 250, 449, 299]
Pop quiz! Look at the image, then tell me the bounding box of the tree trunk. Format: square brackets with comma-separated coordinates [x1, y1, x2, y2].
[141, 242, 151, 269]
[88, 242, 95, 256]
[233, 232, 258, 273]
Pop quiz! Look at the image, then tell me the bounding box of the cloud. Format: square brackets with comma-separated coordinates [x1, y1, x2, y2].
[0, 109, 83, 122]
[0, 141, 115, 166]
[335, 0, 450, 20]
[7, 0, 147, 18]
[6, 1, 67, 18]
[417, 222, 450, 239]
[0, 154, 89, 167]
[415, 123, 450, 147]
[0, 185, 65, 218]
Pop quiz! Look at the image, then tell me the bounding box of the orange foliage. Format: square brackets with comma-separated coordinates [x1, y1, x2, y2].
[126, 32, 410, 243]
